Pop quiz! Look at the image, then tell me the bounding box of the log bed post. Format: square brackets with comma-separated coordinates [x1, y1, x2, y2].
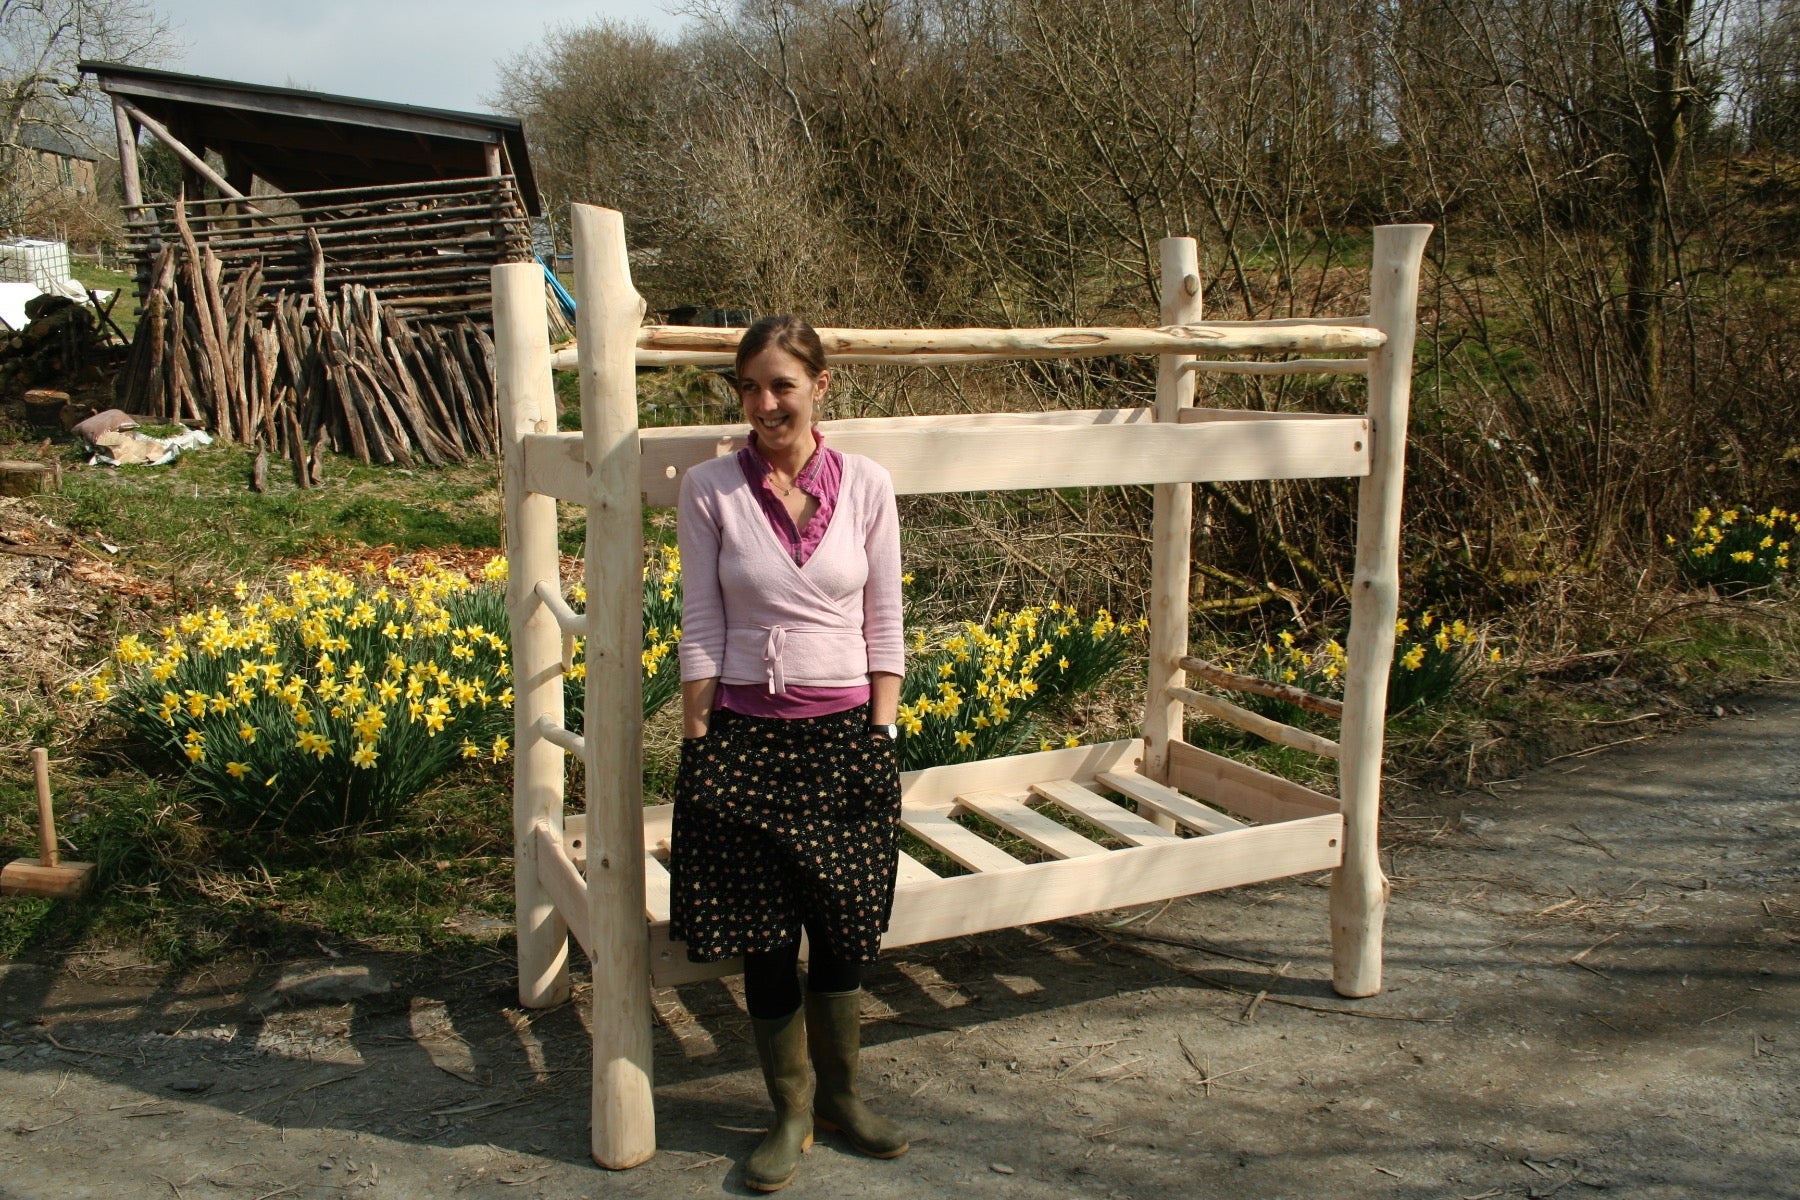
[1330, 223, 1432, 998]
[1142, 237, 1202, 799]
[572, 204, 656, 1169]
[496, 260, 571, 1011]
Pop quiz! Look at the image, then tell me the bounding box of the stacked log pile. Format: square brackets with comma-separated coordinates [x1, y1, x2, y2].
[0, 295, 128, 394]
[122, 176, 531, 322]
[116, 177, 536, 479]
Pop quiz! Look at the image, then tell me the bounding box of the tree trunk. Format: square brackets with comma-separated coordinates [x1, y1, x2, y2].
[1623, 0, 1694, 416]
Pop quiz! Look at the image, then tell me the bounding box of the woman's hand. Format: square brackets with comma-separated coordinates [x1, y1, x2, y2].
[682, 678, 720, 739]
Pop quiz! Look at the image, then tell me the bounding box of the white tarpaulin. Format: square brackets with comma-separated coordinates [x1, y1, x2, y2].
[0, 279, 112, 332]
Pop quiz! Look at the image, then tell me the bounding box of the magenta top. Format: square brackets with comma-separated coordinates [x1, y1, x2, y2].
[715, 429, 872, 719]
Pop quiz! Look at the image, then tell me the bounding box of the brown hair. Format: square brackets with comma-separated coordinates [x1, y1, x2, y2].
[733, 315, 828, 379]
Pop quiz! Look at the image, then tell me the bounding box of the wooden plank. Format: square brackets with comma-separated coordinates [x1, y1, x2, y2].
[882, 814, 1343, 949]
[1180, 357, 1369, 376]
[100, 72, 516, 143]
[621, 411, 1373, 507]
[534, 823, 592, 957]
[1179, 653, 1345, 717]
[1166, 738, 1340, 824]
[954, 790, 1110, 859]
[637, 321, 1385, 357]
[900, 738, 1144, 812]
[1030, 780, 1184, 846]
[894, 851, 939, 886]
[642, 854, 671, 922]
[1171, 685, 1342, 759]
[1095, 769, 1247, 834]
[900, 807, 1029, 874]
[647, 812, 1345, 986]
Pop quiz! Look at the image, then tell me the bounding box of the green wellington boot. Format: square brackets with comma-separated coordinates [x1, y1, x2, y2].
[745, 1006, 815, 1192]
[805, 989, 910, 1158]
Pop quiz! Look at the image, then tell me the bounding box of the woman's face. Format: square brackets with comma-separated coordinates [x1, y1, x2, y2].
[736, 344, 828, 458]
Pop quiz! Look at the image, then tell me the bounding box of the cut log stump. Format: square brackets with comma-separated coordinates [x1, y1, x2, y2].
[22, 389, 69, 427]
[0, 460, 54, 497]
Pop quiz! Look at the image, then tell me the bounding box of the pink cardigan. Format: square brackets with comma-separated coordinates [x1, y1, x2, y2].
[677, 449, 905, 693]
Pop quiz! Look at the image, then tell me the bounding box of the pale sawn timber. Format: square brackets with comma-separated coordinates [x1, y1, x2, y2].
[1179, 654, 1347, 718]
[501, 208, 1428, 1166]
[1170, 684, 1344, 759]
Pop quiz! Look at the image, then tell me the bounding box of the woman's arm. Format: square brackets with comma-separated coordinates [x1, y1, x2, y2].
[681, 677, 719, 739]
[869, 671, 900, 726]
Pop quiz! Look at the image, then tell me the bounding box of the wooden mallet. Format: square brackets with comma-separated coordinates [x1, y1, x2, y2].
[1, 748, 96, 898]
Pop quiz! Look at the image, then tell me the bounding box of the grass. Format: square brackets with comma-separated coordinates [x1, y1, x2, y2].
[38, 438, 503, 578]
[70, 260, 140, 342]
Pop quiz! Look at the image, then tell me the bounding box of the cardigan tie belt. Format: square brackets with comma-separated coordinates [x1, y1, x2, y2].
[764, 624, 788, 694]
[726, 621, 864, 696]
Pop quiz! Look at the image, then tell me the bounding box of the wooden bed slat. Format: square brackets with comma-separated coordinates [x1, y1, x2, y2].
[1166, 738, 1340, 824]
[900, 808, 1029, 874]
[895, 851, 939, 886]
[647, 812, 1346, 987]
[642, 854, 671, 922]
[1096, 770, 1248, 834]
[1030, 780, 1184, 846]
[956, 790, 1110, 859]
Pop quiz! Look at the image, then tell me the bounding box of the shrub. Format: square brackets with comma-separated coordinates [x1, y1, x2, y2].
[82, 561, 516, 833]
[1228, 611, 1495, 720]
[896, 603, 1141, 770]
[527, 542, 684, 739]
[1672, 505, 1797, 592]
[81, 553, 689, 835]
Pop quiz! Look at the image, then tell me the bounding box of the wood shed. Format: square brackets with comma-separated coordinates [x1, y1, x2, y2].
[81, 61, 562, 476]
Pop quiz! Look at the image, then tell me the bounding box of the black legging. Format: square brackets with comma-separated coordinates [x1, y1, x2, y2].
[743, 918, 863, 1020]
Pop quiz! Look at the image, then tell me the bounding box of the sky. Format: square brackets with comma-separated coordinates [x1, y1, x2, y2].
[149, 1, 695, 115]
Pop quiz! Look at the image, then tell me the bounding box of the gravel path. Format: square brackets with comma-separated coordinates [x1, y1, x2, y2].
[2, 688, 1796, 1199]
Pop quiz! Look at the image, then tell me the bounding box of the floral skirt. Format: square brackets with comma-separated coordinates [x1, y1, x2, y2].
[668, 704, 902, 964]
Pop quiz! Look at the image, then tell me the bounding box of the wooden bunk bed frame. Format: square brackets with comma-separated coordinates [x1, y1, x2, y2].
[495, 204, 1432, 1169]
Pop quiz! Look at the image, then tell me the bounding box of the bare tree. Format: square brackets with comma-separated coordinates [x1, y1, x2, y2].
[0, 0, 175, 233]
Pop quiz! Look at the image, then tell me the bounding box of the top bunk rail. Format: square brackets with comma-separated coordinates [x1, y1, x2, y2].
[547, 318, 1382, 369]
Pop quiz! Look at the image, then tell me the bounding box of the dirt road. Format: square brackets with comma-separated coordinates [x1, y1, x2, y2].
[2, 688, 1796, 1199]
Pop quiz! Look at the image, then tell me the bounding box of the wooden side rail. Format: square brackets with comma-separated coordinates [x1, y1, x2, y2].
[1169, 685, 1342, 759]
[1180, 357, 1370, 376]
[520, 410, 1371, 507]
[1178, 654, 1346, 717]
[547, 317, 1383, 369]
[648, 812, 1344, 985]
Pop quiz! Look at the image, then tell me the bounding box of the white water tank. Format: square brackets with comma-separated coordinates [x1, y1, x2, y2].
[0, 238, 72, 290]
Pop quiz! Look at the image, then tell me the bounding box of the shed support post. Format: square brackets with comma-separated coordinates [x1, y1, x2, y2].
[572, 203, 656, 1170]
[112, 99, 142, 209]
[496, 260, 571, 1011]
[1330, 223, 1432, 998]
[1142, 237, 1202, 799]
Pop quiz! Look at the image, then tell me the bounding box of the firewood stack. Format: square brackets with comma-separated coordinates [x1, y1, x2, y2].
[116, 183, 535, 481]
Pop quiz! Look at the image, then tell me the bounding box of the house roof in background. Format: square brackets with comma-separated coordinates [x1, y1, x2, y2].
[16, 122, 100, 161]
[79, 60, 539, 213]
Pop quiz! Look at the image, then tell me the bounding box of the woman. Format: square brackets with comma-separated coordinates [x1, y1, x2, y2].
[671, 315, 908, 1192]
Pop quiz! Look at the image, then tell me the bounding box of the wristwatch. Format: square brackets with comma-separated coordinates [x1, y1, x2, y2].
[872, 723, 900, 740]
